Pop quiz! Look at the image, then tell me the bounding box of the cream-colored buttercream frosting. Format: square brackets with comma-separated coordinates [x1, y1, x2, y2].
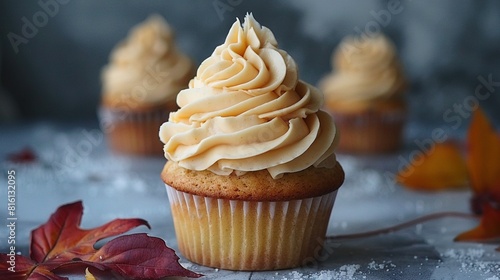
[160, 14, 338, 179]
[320, 34, 406, 108]
[102, 15, 194, 106]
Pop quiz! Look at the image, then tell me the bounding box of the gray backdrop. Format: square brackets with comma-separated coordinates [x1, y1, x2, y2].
[1, 0, 499, 131]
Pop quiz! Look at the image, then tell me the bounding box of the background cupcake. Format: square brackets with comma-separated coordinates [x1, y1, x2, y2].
[320, 34, 407, 154]
[99, 14, 195, 155]
[160, 14, 344, 271]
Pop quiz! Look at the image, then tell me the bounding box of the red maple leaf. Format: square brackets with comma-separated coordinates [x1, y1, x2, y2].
[0, 201, 201, 279]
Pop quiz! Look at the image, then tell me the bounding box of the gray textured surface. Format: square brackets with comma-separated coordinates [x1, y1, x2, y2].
[1, 121, 499, 279]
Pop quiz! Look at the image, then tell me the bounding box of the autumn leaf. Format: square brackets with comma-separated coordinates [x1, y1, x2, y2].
[397, 107, 500, 247]
[0, 201, 201, 279]
[396, 141, 469, 191]
[457, 108, 500, 244]
[454, 203, 500, 242]
[6, 147, 37, 163]
[30, 201, 149, 266]
[467, 108, 500, 208]
[85, 268, 96, 280]
[0, 254, 64, 280]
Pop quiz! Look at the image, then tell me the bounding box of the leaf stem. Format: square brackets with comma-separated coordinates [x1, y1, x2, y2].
[327, 211, 477, 240]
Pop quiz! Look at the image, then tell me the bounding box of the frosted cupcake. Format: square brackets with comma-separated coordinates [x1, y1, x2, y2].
[99, 15, 195, 155]
[160, 14, 344, 270]
[320, 34, 407, 154]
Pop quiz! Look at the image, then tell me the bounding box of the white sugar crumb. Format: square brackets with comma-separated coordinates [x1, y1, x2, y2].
[486, 276, 500, 280]
[442, 248, 485, 260]
[367, 260, 396, 271]
[441, 248, 500, 274]
[283, 265, 361, 280]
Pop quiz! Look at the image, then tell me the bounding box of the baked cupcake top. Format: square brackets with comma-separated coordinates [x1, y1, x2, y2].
[101, 15, 195, 108]
[320, 34, 406, 111]
[159, 13, 339, 179]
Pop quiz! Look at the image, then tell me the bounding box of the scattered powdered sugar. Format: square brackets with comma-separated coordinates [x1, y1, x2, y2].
[283, 265, 361, 280]
[442, 248, 485, 260]
[441, 248, 500, 275]
[335, 157, 395, 198]
[367, 260, 397, 271]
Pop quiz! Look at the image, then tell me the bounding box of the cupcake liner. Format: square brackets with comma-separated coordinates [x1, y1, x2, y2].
[166, 184, 338, 271]
[330, 109, 406, 154]
[98, 106, 170, 155]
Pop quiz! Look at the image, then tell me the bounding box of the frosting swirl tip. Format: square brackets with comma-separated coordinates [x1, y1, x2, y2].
[160, 14, 339, 179]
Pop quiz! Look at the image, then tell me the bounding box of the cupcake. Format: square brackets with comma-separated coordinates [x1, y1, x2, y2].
[159, 13, 344, 271]
[99, 15, 195, 155]
[320, 34, 407, 154]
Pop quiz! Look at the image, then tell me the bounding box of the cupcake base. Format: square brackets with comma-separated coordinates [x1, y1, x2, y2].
[330, 106, 406, 154]
[98, 105, 171, 155]
[166, 185, 338, 271]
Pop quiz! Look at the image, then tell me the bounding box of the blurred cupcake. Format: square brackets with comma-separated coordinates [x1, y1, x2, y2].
[160, 14, 344, 270]
[99, 15, 195, 155]
[320, 34, 407, 154]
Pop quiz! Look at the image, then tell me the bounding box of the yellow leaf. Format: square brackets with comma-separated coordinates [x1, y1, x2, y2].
[85, 267, 96, 280]
[397, 142, 469, 191]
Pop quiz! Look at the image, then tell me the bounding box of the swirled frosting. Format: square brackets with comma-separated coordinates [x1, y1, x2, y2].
[320, 34, 406, 110]
[159, 14, 338, 179]
[102, 15, 195, 106]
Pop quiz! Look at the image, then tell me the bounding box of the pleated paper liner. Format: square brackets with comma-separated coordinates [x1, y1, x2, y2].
[331, 108, 407, 154]
[98, 106, 170, 155]
[166, 185, 338, 271]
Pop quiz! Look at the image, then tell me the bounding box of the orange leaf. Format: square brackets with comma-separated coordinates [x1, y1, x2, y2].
[397, 142, 469, 191]
[454, 202, 500, 242]
[467, 108, 500, 198]
[454, 107, 500, 246]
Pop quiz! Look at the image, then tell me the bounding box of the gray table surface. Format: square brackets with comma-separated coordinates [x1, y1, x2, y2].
[1, 121, 499, 280]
